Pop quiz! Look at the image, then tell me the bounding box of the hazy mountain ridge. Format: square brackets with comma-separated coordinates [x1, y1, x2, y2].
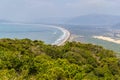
[32, 14, 120, 25]
[112, 23, 120, 29]
[1, 14, 120, 26]
[67, 14, 120, 25]
[0, 19, 11, 23]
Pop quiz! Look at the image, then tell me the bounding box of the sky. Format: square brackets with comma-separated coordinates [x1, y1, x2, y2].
[0, 0, 120, 22]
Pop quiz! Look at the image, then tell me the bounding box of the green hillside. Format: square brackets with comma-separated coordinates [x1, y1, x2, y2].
[0, 38, 120, 80]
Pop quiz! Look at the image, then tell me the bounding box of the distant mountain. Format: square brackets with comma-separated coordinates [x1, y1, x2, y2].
[27, 17, 70, 24]
[67, 14, 120, 25]
[0, 19, 11, 23]
[112, 23, 120, 29]
[2, 14, 120, 25]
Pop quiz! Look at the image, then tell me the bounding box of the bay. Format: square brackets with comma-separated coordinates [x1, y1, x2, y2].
[0, 23, 63, 44]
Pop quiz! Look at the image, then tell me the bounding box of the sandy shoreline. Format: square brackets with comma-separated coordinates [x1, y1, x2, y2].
[93, 36, 120, 44]
[51, 26, 71, 46]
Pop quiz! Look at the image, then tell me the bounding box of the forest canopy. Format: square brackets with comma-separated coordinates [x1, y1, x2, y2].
[0, 38, 120, 80]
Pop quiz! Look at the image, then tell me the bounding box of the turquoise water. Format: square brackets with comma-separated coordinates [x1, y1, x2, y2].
[0, 23, 63, 44]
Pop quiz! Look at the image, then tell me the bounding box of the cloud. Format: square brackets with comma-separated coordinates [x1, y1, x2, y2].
[66, 0, 120, 15]
[0, 0, 120, 21]
[0, 0, 56, 21]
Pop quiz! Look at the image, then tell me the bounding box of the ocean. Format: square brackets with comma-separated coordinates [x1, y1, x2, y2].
[0, 23, 64, 44]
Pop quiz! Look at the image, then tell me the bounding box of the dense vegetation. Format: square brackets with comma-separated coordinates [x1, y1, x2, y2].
[0, 38, 120, 80]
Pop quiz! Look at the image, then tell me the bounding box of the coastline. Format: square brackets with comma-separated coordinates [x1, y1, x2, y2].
[0, 23, 71, 46]
[93, 36, 120, 44]
[68, 34, 79, 42]
[51, 26, 71, 46]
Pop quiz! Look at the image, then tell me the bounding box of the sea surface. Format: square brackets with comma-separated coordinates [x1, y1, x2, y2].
[0, 23, 63, 44]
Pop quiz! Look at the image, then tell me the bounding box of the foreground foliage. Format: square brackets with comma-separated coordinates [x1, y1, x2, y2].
[0, 38, 120, 80]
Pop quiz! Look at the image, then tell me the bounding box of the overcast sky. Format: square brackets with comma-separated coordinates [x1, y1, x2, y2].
[0, 0, 120, 21]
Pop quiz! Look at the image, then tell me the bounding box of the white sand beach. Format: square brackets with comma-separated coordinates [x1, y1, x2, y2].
[68, 34, 79, 42]
[51, 26, 71, 46]
[93, 36, 120, 44]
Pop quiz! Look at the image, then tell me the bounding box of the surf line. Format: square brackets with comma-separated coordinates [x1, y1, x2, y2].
[49, 25, 71, 46]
